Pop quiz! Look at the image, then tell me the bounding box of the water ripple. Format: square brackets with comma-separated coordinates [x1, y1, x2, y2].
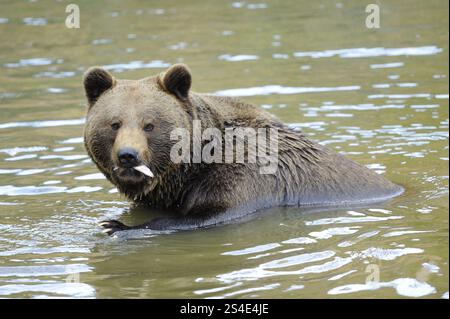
[305, 215, 403, 226]
[0, 118, 85, 130]
[218, 54, 259, 62]
[222, 243, 281, 256]
[329, 278, 436, 297]
[0, 246, 90, 257]
[294, 45, 442, 59]
[0, 185, 103, 196]
[0, 282, 95, 298]
[356, 247, 424, 261]
[102, 60, 170, 72]
[0, 264, 92, 277]
[217, 250, 335, 282]
[214, 85, 360, 97]
[4, 58, 53, 68]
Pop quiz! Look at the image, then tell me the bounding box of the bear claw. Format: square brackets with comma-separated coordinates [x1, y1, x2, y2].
[99, 220, 130, 235]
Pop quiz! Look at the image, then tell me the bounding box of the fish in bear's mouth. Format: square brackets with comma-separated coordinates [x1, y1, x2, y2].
[113, 165, 154, 182]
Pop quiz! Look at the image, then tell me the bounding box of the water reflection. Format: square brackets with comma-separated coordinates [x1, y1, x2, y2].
[214, 85, 360, 97]
[293, 45, 442, 58]
[328, 278, 436, 298]
[103, 60, 170, 72]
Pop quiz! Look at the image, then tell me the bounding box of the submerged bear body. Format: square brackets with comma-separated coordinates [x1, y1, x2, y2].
[82, 64, 403, 234]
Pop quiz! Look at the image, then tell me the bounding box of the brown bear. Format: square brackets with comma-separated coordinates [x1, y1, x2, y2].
[83, 64, 403, 235]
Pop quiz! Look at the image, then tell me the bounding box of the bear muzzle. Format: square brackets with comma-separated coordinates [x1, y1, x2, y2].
[113, 148, 155, 180]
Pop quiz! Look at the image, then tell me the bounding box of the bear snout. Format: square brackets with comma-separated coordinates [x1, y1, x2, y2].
[117, 147, 140, 168]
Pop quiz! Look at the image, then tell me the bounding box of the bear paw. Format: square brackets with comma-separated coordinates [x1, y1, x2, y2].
[99, 220, 130, 235]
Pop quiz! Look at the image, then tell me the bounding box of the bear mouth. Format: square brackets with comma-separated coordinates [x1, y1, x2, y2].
[113, 167, 147, 183]
[111, 165, 159, 199]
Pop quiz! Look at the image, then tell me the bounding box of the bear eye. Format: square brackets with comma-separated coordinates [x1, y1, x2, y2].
[144, 123, 154, 132]
[111, 122, 121, 131]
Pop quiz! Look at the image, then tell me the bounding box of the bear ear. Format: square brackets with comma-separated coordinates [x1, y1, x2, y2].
[83, 67, 116, 107]
[159, 64, 191, 101]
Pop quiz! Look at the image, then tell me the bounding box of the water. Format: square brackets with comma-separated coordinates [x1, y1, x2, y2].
[0, 0, 448, 298]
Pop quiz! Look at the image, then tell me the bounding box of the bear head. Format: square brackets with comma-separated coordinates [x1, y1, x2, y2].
[83, 64, 193, 198]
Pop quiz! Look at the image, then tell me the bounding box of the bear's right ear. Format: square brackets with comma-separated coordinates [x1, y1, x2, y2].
[83, 67, 116, 107]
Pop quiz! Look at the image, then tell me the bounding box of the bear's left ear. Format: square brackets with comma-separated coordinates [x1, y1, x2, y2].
[83, 67, 116, 107]
[159, 64, 191, 101]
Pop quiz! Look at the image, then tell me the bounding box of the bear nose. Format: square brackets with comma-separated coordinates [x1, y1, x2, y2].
[118, 148, 139, 167]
